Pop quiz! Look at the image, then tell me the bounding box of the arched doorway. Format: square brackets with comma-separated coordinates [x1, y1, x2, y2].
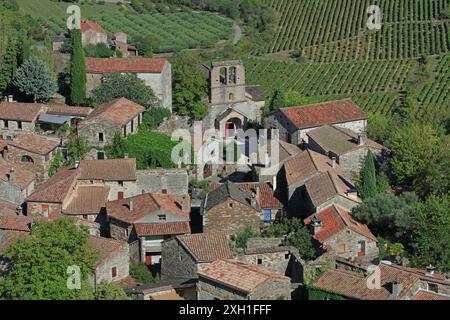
[21, 155, 34, 164]
[224, 117, 242, 137]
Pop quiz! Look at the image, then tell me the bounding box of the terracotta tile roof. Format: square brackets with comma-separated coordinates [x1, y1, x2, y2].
[0, 102, 43, 122]
[313, 265, 420, 300]
[279, 99, 367, 129]
[0, 215, 42, 232]
[0, 230, 29, 254]
[304, 205, 377, 243]
[83, 97, 145, 127]
[26, 166, 78, 203]
[0, 200, 18, 216]
[209, 182, 283, 209]
[85, 57, 168, 74]
[0, 159, 35, 189]
[88, 235, 126, 266]
[176, 233, 233, 263]
[8, 134, 59, 155]
[46, 105, 92, 117]
[78, 158, 137, 181]
[62, 185, 110, 214]
[107, 193, 190, 224]
[307, 125, 385, 155]
[134, 222, 191, 237]
[411, 290, 450, 300]
[199, 259, 290, 294]
[80, 20, 106, 34]
[380, 263, 450, 285]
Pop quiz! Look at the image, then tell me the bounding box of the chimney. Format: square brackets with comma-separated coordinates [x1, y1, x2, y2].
[124, 153, 129, 159]
[426, 264, 435, 276]
[311, 215, 323, 235]
[331, 157, 337, 169]
[390, 281, 403, 298]
[5, 95, 14, 103]
[8, 168, 15, 185]
[16, 205, 23, 215]
[128, 198, 133, 212]
[75, 161, 80, 169]
[181, 195, 189, 213]
[358, 134, 364, 146]
[272, 175, 277, 191]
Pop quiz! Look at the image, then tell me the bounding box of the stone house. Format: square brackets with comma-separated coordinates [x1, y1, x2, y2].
[304, 205, 378, 261]
[307, 125, 388, 176]
[0, 101, 44, 140]
[279, 149, 360, 216]
[43, 105, 92, 128]
[25, 158, 140, 225]
[239, 238, 304, 283]
[107, 192, 191, 265]
[208, 182, 284, 224]
[197, 259, 292, 300]
[88, 235, 130, 285]
[77, 98, 145, 154]
[0, 159, 35, 204]
[6, 134, 59, 184]
[201, 181, 261, 235]
[265, 99, 367, 146]
[128, 278, 197, 300]
[137, 168, 189, 196]
[80, 20, 108, 46]
[161, 232, 233, 280]
[111, 32, 138, 57]
[85, 57, 172, 110]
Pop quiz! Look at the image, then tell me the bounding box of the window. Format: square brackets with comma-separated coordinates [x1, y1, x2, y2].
[21, 155, 34, 164]
[98, 132, 104, 142]
[118, 181, 124, 187]
[41, 204, 49, 217]
[357, 241, 366, 256]
[257, 258, 263, 265]
[123, 126, 127, 137]
[17, 121, 22, 129]
[125, 228, 129, 237]
[111, 266, 117, 278]
[228, 203, 234, 209]
[4, 120, 8, 128]
[131, 120, 134, 133]
[158, 215, 167, 221]
[83, 215, 88, 220]
[229, 93, 234, 101]
[285, 253, 290, 260]
[117, 192, 124, 200]
[338, 244, 346, 254]
[161, 189, 167, 194]
[97, 152, 105, 160]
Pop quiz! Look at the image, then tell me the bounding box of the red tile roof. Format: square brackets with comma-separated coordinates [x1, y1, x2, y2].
[0, 215, 42, 232]
[80, 20, 106, 35]
[313, 265, 420, 300]
[8, 134, 59, 155]
[0, 200, 18, 216]
[62, 185, 110, 214]
[411, 290, 450, 300]
[177, 233, 233, 263]
[88, 235, 127, 266]
[280, 99, 367, 129]
[85, 57, 168, 74]
[304, 205, 377, 243]
[199, 259, 290, 294]
[26, 166, 78, 203]
[107, 193, 190, 224]
[83, 97, 145, 127]
[78, 158, 137, 181]
[0, 102, 43, 122]
[46, 105, 92, 117]
[134, 222, 191, 237]
[0, 158, 36, 189]
[209, 182, 283, 209]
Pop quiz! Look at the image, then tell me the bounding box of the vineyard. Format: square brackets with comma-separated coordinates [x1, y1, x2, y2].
[40, 12, 233, 53]
[263, 0, 450, 62]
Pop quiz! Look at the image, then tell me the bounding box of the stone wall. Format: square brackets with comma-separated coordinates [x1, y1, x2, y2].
[78, 117, 119, 148]
[94, 244, 130, 284]
[161, 238, 198, 280]
[0, 179, 34, 204]
[109, 217, 134, 242]
[0, 120, 35, 140]
[203, 199, 260, 235]
[137, 65, 172, 111]
[26, 201, 62, 217]
[210, 62, 246, 105]
[137, 169, 189, 195]
[82, 30, 107, 47]
[323, 229, 379, 261]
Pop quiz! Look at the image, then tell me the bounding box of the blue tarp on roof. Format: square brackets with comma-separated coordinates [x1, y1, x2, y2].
[38, 114, 71, 125]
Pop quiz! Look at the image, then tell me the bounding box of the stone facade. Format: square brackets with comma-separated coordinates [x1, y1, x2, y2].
[160, 238, 202, 280]
[26, 201, 62, 217]
[0, 179, 35, 205]
[0, 120, 35, 140]
[82, 29, 107, 47]
[137, 169, 189, 195]
[209, 61, 246, 105]
[203, 198, 261, 235]
[197, 275, 291, 300]
[92, 244, 130, 284]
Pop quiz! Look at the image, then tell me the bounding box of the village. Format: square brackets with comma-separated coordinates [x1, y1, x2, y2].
[0, 15, 449, 302]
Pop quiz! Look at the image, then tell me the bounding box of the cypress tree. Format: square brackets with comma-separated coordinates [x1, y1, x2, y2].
[0, 35, 17, 96]
[69, 29, 86, 105]
[360, 150, 377, 199]
[270, 89, 285, 111]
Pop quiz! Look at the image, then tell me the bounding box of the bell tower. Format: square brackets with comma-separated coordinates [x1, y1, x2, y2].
[209, 60, 246, 105]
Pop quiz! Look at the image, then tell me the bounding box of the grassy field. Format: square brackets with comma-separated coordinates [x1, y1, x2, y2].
[18, 0, 233, 53]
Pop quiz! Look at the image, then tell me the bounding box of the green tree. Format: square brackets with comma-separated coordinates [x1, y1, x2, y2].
[90, 73, 156, 109]
[234, 225, 260, 249]
[411, 194, 450, 272]
[84, 43, 114, 58]
[132, 33, 160, 57]
[107, 132, 127, 159]
[69, 29, 86, 105]
[270, 89, 285, 111]
[129, 263, 157, 285]
[367, 112, 394, 144]
[0, 219, 96, 300]
[48, 151, 64, 177]
[94, 282, 129, 300]
[388, 123, 439, 185]
[141, 107, 171, 131]
[170, 52, 208, 120]
[352, 192, 419, 244]
[359, 151, 377, 200]
[0, 35, 17, 96]
[13, 56, 57, 102]
[66, 135, 89, 165]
